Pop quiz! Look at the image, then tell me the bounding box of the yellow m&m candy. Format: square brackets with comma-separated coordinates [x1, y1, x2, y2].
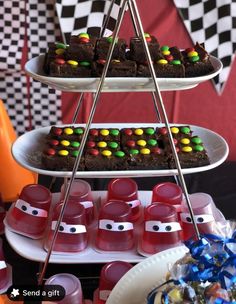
[58, 150, 69, 156]
[64, 127, 73, 135]
[100, 129, 109, 136]
[102, 150, 112, 157]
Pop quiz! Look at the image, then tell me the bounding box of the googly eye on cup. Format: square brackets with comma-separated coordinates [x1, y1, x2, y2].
[140, 202, 182, 255]
[93, 261, 133, 304]
[44, 200, 88, 253]
[5, 184, 51, 239]
[95, 200, 135, 251]
[180, 192, 219, 241]
[106, 178, 141, 222]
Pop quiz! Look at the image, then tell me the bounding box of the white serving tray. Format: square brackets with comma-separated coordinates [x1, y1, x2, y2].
[24, 54, 222, 92]
[5, 191, 152, 264]
[11, 123, 229, 178]
[106, 245, 188, 304]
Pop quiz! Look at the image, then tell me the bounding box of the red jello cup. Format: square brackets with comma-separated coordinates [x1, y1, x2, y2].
[107, 178, 141, 222]
[152, 182, 183, 213]
[61, 179, 94, 225]
[6, 184, 51, 237]
[45, 200, 88, 253]
[45, 273, 83, 304]
[94, 261, 133, 303]
[95, 201, 134, 251]
[181, 192, 215, 240]
[0, 238, 8, 290]
[141, 203, 182, 254]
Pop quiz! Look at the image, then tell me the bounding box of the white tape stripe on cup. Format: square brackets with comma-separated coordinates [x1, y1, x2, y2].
[51, 221, 86, 234]
[180, 213, 214, 224]
[126, 199, 141, 208]
[99, 219, 133, 231]
[79, 201, 93, 209]
[0, 261, 7, 270]
[145, 221, 182, 233]
[99, 290, 111, 301]
[15, 199, 48, 217]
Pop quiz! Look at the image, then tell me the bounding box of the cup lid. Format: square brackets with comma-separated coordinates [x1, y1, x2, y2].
[99, 201, 132, 222]
[19, 184, 51, 209]
[62, 179, 91, 201]
[53, 200, 86, 224]
[145, 203, 177, 221]
[45, 273, 82, 303]
[108, 178, 138, 200]
[152, 182, 182, 205]
[182, 192, 213, 214]
[100, 261, 133, 289]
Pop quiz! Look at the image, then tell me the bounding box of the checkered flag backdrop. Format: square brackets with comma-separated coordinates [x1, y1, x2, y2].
[26, 0, 62, 130]
[0, 0, 25, 71]
[56, 0, 122, 43]
[173, 0, 236, 94]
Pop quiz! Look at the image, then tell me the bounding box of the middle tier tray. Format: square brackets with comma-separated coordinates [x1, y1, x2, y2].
[12, 123, 229, 178]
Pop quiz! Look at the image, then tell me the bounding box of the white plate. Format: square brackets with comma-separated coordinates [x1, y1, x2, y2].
[24, 54, 222, 92]
[5, 191, 151, 264]
[106, 246, 189, 304]
[11, 123, 229, 178]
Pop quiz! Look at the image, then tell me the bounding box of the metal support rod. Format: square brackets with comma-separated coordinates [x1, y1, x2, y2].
[128, 1, 162, 122]
[129, 0, 200, 240]
[71, 93, 84, 124]
[38, 0, 128, 285]
[101, 0, 117, 37]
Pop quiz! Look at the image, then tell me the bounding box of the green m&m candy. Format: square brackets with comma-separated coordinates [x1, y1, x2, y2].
[191, 137, 202, 144]
[193, 145, 204, 152]
[114, 151, 125, 158]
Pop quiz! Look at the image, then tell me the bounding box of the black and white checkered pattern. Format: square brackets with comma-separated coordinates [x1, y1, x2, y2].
[29, 81, 62, 129]
[25, 0, 62, 130]
[0, 72, 30, 135]
[56, 0, 122, 43]
[0, 0, 25, 71]
[173, 0, 236, 94]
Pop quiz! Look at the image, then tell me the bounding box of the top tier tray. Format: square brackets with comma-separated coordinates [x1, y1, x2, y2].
[11, 123, 229, 178]
[24, 55, 222, 92]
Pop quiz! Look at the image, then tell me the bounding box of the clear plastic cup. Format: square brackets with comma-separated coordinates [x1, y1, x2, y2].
[0, 194, 6, 234]
[44, 273, 83, 304]
[181, 192, 216, 240]
[107, 178, 141, 222]
[45, 200, 88, 253]
[61, 179, 94, 225]
[95, 201, 134, 251]
[6, 184, 51, 238]
[93, 261, 133, 303]
[152, 182, 183, 212]
[141, 203, 182, 254]
[0, 238, 9, 290]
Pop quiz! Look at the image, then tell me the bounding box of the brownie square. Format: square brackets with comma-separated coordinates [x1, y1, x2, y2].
[43, 42, 68, 75]
[85, 149, 128, 171]
[95, 37, 127, 61]
[49, 60, 92, 77]
[137, 46, 185, 78]
[46, 126, 85, 142]
[120, 127, 159, 147]
[66, 33, 96, 61]
[92, 59, 137, 77]
[87, 128, 120, 142]
[129, 34, 161, 63]
[182, 42, 214, 77]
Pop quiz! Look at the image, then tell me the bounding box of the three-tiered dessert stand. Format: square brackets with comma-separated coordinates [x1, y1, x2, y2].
[6, 0, 227, 298]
